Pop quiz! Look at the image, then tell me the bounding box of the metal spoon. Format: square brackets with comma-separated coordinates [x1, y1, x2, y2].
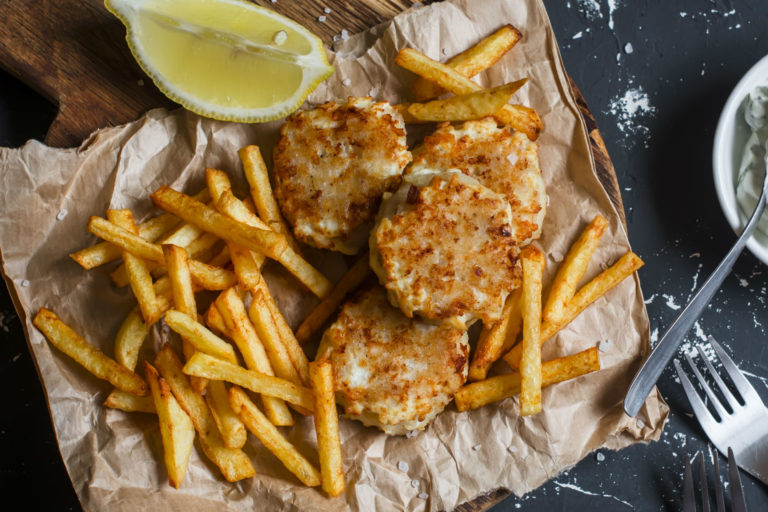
[624, 92, 768, 418]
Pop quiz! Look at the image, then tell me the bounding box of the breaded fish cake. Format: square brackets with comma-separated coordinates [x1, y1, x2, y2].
[273, 97, 412, 254]
[407, 117, 547, 245]
[325, 286, 469, 435]
[370, 169, 521, 329]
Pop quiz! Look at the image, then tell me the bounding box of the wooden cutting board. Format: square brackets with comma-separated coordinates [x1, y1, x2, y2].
[0, 1, 624, 510]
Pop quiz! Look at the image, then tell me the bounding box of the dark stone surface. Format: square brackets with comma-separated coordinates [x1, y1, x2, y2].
[1, 1, 767, 510]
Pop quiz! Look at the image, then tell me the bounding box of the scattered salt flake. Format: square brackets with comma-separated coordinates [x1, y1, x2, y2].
[662, 294, 681, 310]
[606, 86, 656, 148]
[690, 252, 701, 258]
[572, 31, 583, 39]
[21, 279, 30, 287]
[12, 353, 21, 363]
[472, 444, 481, 451]
[368, 87, 379, 97]
[650, 327, 659, 345]
[411, 479, 419, 488]
[739, 278, 749, 288]
[680, 12, 687, 17]
[595, 451, 606, 462]
[272, 30, 287, 45]
[56, 209, 68, 221]
[317, 15, 326, 22]
[324, 7, 331, 13]
[598, 340, 610, 352]
[418, 492, 429, 500]
[406, 430, 418, 438]
[507, 445, 518, 453]
[506, 152, 519, 166]
[342, 78, 352, 87]
[624, 42, 634, 54]
[397, 461, 409, 472]
[637, 418, 645, 429]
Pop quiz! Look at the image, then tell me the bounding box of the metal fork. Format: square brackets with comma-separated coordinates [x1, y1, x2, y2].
[674, 336, 768, 486]
[682, 447, 747, 512]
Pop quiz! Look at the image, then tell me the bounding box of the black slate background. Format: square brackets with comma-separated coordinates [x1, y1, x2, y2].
[1, 0, 768, 510]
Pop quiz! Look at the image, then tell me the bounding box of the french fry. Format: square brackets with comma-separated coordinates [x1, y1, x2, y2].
[207, 244, 231, 269]
[407, 80, 527, 122]
[87, 216, 236, 290]
[455, 347, 600, 412]
[315, 334, 335, 362]
[163, 310, 239, 365]
[503, 251, 644, 369]
[411, 24, 522, 101]
[154, 345, 256, 482]
[468, 287, 522, 381]
[184, 352, 315, 412]
[309, 360, 345, 497]
[216, 288, 295, 426]
[519, 245, 545, 416]
[205, 167, 233, 204]
[33, 308, 148, 396]
[543, 214, 608, 324]
[214, 189, 330, 298]
[114, 306, 150, 372]
[206, 381, 247, 449]
[151, 186, 287, 260]
[228, 242, 264, 292]
[394, 48, 542, 140]
[145, 362, 196, 489]
[103, 389, 156, 414]
[108, 210, 164, 325]
[239, 145, 297, 246]
[252, 280, 310, 386]
[230, 387, 321, 487]
[248, 289, 302, 386]
[205, 302, 230, 337]
[296, 254, 372, 343]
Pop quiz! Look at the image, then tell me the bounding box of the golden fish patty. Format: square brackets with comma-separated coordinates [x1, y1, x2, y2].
[273, 97, 412, 254]
[370, 170, 521, 328]
[407, 117, 546, 245]
[326, 286, 469, 435]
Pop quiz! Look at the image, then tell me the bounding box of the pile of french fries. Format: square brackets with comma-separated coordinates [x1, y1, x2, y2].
[30, 23, 645, 501]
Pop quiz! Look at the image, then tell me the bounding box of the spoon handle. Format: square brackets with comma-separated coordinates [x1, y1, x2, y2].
[623, 178, 768, 417]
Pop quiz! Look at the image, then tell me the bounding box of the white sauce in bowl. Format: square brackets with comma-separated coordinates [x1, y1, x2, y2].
[735, 87, 768, 236]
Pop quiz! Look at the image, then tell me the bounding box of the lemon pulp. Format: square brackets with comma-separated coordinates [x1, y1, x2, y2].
[106, 0, 334, 122]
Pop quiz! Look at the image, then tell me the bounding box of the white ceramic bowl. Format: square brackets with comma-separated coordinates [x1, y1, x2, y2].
[713, 53, 768, 265]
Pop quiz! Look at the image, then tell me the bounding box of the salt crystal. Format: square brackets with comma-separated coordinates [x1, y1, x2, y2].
[318, 15, 326, 22]
[56, 209, 68, 221]
[342, 78, 352, 86]
[595, 451, 606, 462]
[624, 42, 634, 54]
[272, 30, 287, 45]
[598, 340, 610, 352]
[418, 492, 429, 500]
[21, 280, 30, 287]
[410, 479, 419, 488]
[397, 461, 409, 472]
[506, 152, 518, 166]
[472, 444, 481, 451]
[406, 430, 418, 438]
[12, 353, 21, 363]
[637, 418, 645, 429]
[324, 7, 331, 13]
[368, 87, 379, 97]
[507, 445, 518, 453]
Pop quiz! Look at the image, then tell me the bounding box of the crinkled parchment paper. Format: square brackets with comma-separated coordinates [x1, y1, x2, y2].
[0, 0, 668, 510]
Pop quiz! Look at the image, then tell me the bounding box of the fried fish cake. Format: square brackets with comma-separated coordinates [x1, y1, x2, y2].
[273, 97, 412, 254]
[407, 117, 546, 245]
[370, 169, 521, 329]
[325, 286, 469, 435]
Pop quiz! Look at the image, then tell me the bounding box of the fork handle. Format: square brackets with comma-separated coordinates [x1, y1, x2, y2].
[624, 181, 768, 417]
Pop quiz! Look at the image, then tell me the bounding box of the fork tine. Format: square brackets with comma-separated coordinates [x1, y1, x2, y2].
[696, 344, 740, 411]
[674, 359, 721, 435]
[698, 452, 711, 512]
[683, 458, 696, 512]
[711, 446, 726, 512]
[708, 336, 765, 406]
[684, 352, 730, 420]
[728, 447, 748, 512]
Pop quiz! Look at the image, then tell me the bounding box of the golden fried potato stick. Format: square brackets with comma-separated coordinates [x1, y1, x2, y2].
[185, 352, 315, 412]
[239, 145, 298, 247]
[216, 288, 295, 426]
[543, 214, 608, 325]
[411, 24, 522, 101]
[154, 345, 255, 482]
[252, 279, 311, 386]
[519, 245, 545, 416]
[145, 362, 196, 489]
[103, 389, 156, 414]
[468, 287, 522, 382]
[230, 387, 321, 487]
[163, 310, 238, 365]
[503, 251, 644, 369]
[309, 359, 345, 497]
[296, 254, 372, 344]
[114, 306, 150, 372]
[394, 48, 542, 140]
[33, 308, 148, 396]
[87, 216, 236, 290]
[206, 380, 248, 449]
[249, 289, 302, 386]
[455, 346, 600, 412]
[205, 302, 230, 337]
[407, 80, 527, 122]
[108, 209, 164, 325]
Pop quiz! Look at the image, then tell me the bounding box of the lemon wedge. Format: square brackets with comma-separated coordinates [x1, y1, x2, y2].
[106, 0, 334, 122]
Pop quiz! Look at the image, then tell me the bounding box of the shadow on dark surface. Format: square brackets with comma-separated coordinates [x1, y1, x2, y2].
[0, 67, 57, 148]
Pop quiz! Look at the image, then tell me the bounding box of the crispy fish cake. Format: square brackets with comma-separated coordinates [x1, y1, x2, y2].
[407, 117, 547, 245]
[273, 97, 412, 254]
[371, 170, 521, 329]
[326, 287, 469, 435]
